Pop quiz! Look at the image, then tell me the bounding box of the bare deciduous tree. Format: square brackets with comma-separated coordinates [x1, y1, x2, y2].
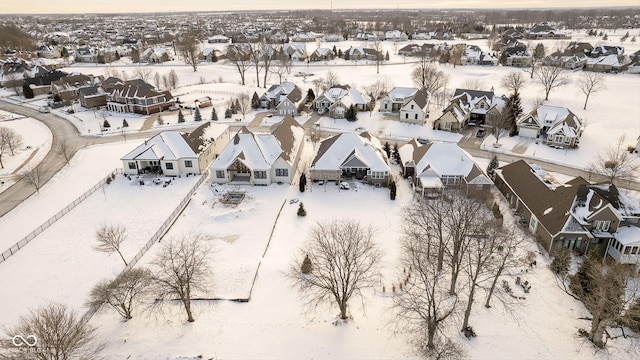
[461, 78, 485, 91]
[411, 57, 448, 103]
[577, 72, 606, 110]
[363, 78, 392, 102]
[94, 224, 129, 266]
[292, 219, 381, 320]
[522, 59, 539, 79]
[588, 135, 639, 183]
[535, 65, 569, 100]
[55, 139, 77, 166]
[249, 43, 264, 88]
[228, 44, 251, 86]
[236, 92, 252, 120]
[167, 69, 179, 90]
[133, 66, 153, 82]
[2, 303, 105, 360]
[0, 126, 23, 156]
[153, 71, 161, 89]
[87, 268, 151, 320]
[325, 70, 340, 89]
[484, 227, 526, 308]
[370, 39, 384, 74]
[178, 35, 200, 72]
[270, 52, 291, 84]
[394, 229, 460, 353]
[500, 71, 526, 94]
[151, 233, 212, 322]
[260, 44, 274, 88]
[487, 101, 513, 145]
[21, 164, 47, 193]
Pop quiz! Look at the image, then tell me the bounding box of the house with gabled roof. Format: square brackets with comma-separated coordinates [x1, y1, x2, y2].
[516, 105, 583, 148]
[105, 78, 175, 115]
[380, 87, 430, 125]
[434, 89, 507, 131]
[260, 81, 302, 115]
[51, 73, 98, 101]
[210, 115, 304, 185]
[309, 48, 335, 62]
[314, 86, 369, 118]
[399, 140, 492, 198]
[495, 160, 592, 254]
[308, 132, 390, 186]
[121, 122, 230, 176]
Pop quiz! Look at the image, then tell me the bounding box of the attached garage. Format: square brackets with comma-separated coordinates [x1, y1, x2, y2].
[518, 127, 539, 139]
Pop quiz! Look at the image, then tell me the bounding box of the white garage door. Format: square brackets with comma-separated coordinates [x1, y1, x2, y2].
[519, 127, 538, 139]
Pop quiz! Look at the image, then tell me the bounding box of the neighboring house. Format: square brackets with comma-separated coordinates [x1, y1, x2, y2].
[260, 81, 302, 114]
[433, 89, 506, 131]
[584, 54, 628, 73]
[207, 35, 229, 43]
[380, 87, 430, 125]
[525, 23, 567, 39]
[461, 45, 498, 66]
[503, 47, 533, 67]
[282, 43, 306, 61]
[345, 47, 381, 61]
[291, 32, 319, 42]
[314, 86, 369, 118]
[385, 30, 408, 42]
[398, 140, 492, 199]
[571, 183, 640, 265]
[355, 33, 378, 41]
[122, 122, 230, 176]
[495, 160, 592, 254]
[309, 48, 335, 62]
[543, 51, 588, 70]
[51, 74, 96, 101]
[322, 34, 344, 42]
[201, 48, 218, 62]
[75, 47, 99, 63]
[141, 47, 169, 63]
[105, 79, 175, 115]
[308, 132, 391, 186]
[78, 86, 107, 109]
[25, 69, 68, 96]
[210, 115, 304, 185]
[516, 105, 583, 148]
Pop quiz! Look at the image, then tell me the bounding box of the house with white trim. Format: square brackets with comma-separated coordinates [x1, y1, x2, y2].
[398, 140, 492, 198]
[308, 132, 391, 186]
[121, 122, 230, 176]
[314, 86, 369, 118]
[210, 115, 304, 185]
[260, 82, 302, 115]
[433, 89, 507, 131]
[380, 87, 430, 125]
[516, 105, 583, 148]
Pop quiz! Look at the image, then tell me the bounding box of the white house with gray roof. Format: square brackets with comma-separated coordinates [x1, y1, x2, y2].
[517, 105, 584, 148]
[314, 86, 369, 118]
[380, 87, 430, 125]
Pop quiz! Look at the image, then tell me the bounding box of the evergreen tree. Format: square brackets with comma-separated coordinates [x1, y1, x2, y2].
[383, 141, 391, 158]
[570, 250, 599, 298]
[506, 90, 523, 136]
[297, 202, 307, 216]
[211, 107, 218, 121]
[233, 99, 240, 114]
[299, 173, 307, 192]
[122, 119, 129, 128]
[251, 92, 261, 109]
[385, 50, 390, 61]
[486, 155, 499, 177]
[392, 143, 400, 163]
[211, 52, 218, 62]
[301, 254, 312, 274]
[534, 43, 545, 60]
[344, 48, 350, 60]
[306, 88, 315, 103]
[225, 108, 232, 118]
[194, 106, 202, 121]
[296, 101, 305, 115]
[22, 82, 34, 98]
[178, 109, 185, 123]
[550, 246, 571, 276]
[345, 104, 358, 122]
[332, 45, 337, 55]
[602, 33, 608, 41]
[103, 119, 111, 128]
[337, 49, 343, 58]
[389, 180, 397, 200]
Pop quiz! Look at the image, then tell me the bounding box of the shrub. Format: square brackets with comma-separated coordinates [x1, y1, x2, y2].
[297, 202, 307, 217]
[301, 255, 312, 274]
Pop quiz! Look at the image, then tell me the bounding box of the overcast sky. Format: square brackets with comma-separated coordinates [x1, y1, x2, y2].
[6, 0, 638, 14]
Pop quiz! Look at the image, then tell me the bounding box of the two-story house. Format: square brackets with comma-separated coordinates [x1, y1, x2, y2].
[380, 87, 430, 125]
[433, 89, 507, 131]
[105, 79, 175, 115]
[516, 105, 584, 148]
[314, 86, 369, 118]
[260, 82, 302, 115]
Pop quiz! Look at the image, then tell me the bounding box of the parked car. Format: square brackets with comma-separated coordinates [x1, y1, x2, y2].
[38, 106, 50, 113]
[340, 181, 350, 190]
[476, 128, 486, 138]
[168, 105, 179, 111]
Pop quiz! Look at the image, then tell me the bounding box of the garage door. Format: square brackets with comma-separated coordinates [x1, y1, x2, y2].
[519, 127, 538, 139]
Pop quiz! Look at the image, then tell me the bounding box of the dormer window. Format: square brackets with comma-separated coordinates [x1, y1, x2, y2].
[593, 220, 610, 232]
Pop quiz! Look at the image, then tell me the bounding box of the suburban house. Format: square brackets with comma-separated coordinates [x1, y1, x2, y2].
[210, 115, 305, 185]
[141, 47, 169, 63]
[525, 23, 567, 39]
[345, 47, 381, 61]
[516, 105, 584, 148]
[309, 48, 336, 62]
[78, 86, 107, 109]
[260, 81, 302, 116]
[380, 87, 430, 125]
[571, 184, 640, 266]
[503, 47, 533, 67]
[384, 30, 409, 42]
[495, 160, 592, 254]
[105, 79, 175, 115]
[122, 122, 230, 176]
[398, 140, 492, 198]
[282, 43, 306, 61]
[207, 35, 229, 43]
[543, 51, 588, 70]
[461, 45, 498, 66]
[433, 89, 507, 131]
[51, 74, 97, 101]
[584, 54, 628, 73]
[308, 132, 391, 186]
[313, 86, 369, 118]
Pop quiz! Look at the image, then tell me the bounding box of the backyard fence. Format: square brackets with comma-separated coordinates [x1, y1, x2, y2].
[0, 169, 123, 265]
[80, 171, 210, 325]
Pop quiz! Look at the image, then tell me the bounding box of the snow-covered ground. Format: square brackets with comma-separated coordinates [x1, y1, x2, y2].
[0, 29, 639, 359]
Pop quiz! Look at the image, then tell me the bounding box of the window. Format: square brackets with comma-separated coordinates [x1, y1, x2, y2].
[593, 220, 610, 232]
[216, 170, 225, 178]
[405, 113, 409, 119]
[411, 104, 414, 109]
[185, 160, 193, 168]
[529, 217, 538, 231]
[275, 168, 288, 177]
[415, 114, 418, 119]
[555, 135, 563, 143]
[128, 162, 136, 170]
[254, 170, 267, 179]
[165, 162, 174, 170]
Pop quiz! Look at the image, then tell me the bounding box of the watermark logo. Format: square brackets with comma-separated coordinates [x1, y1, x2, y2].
[12, 335, 37, 347]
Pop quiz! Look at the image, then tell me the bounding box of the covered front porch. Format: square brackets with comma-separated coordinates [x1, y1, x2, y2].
[606, 226, 640, 265]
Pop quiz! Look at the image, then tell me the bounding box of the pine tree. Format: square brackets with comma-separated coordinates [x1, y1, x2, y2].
[122, 119, 129, 128]
[251, 92, 260, 109]
[299, 173, 307, 192]
[602, 33, 608, 41]
[392, 143, 400, 163]
[570, 250, 599, 297]
[507, 90, 523, 136]
[389, 180, 397, 200]
[194, 107, 202, 121]
[345, 104, 357, 122]
[301, 254, 312, 274]
[550, 246, 571, 276]
[211, 52, 218, 62]
[534, 43, 545, 60]
[233, 99, 240, 114]
[297, 202, 307, 216]
[211, 107, 218, 121]
[332, 45, 337, 55]
[383, 141, 391, 158]
[178, 109, 185, 123]
[344, 48, 350, 60]
[486, 155, 499, 177]
[306, 88, 315, 103]
[22, 82, 34, 98]
[338, 49, 343, 58]
[385, 50, 390, 61]
[296, 101, 305, 115]
[103, 119, 111, 128]
[225, 108, 232, 118]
